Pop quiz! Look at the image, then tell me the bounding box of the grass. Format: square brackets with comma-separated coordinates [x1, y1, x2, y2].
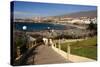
[58, 36, 97, 60]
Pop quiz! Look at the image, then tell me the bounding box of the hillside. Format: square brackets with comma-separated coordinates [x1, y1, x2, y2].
[62, 10, 97, 18]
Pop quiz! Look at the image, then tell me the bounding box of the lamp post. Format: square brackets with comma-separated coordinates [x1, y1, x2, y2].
[47, 27, 57, 48]
[47, 27, 54, 37]
[22, 26, 27, 37]
[47, 27, 50, 46]
[51, 29, 54, 47]
[47, 27, 50, 33]
[22, 25, 27, 41]
[47, 27, 54, 46]
[22, 25, 28, 49]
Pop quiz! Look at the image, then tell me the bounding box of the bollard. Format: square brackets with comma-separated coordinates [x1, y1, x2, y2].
[67, 43, 70, 60]
[31, 42, 32, 48]
[31, 42, 33, 48]
[35, 41, 36, 46]
[17, 47, 21, 57]
[32, 42, 34, 47]
[58, 39, 61, 50]
[29, 41, 30, 49]
[59, 43, 61, 50]
[55, 43, 56, 48]
[27, 40, 30, 49]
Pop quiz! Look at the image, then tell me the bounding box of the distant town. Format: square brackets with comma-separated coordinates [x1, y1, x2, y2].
[14, 16, 97, 24]
[14, 10, 97, 25]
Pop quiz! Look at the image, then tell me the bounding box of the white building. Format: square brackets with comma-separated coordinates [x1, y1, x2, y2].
[70, 19, 83, 24]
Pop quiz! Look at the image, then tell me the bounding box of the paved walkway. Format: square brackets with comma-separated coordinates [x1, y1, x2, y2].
[27, 45, 70, 65]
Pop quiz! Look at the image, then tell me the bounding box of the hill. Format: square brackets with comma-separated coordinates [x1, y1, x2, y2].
[62, 10, 97, 18]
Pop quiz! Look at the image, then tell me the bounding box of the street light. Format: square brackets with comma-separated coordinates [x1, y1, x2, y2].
[47, 27, 50, 33]
[47, 27, 50, 46]
[47, 27, 54, 38]
[22, 25, 28, 49]
[22, 25, 27, 36]
[47, 26, 55, 47]
[22, 25, 27, 39]
[47, 27, 50, 29]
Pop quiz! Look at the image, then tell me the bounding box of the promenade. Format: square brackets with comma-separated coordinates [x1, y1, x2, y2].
[14, 42, 95, 65]
[27, 45, 70, 65]
[25, 36, 95, 65]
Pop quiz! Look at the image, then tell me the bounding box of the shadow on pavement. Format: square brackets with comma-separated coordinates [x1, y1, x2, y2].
[14, 44, 41, 66]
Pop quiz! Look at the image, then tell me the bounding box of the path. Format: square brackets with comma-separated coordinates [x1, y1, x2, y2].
[27, 45, 70, 65]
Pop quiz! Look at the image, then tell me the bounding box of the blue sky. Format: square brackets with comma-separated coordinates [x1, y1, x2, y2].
[13, 1, 97, 19]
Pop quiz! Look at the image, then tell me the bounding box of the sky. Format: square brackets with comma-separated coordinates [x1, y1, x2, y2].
[12, 1, 97, 19]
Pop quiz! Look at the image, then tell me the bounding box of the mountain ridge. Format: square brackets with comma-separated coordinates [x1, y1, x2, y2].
[62, 10, 97, 18]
